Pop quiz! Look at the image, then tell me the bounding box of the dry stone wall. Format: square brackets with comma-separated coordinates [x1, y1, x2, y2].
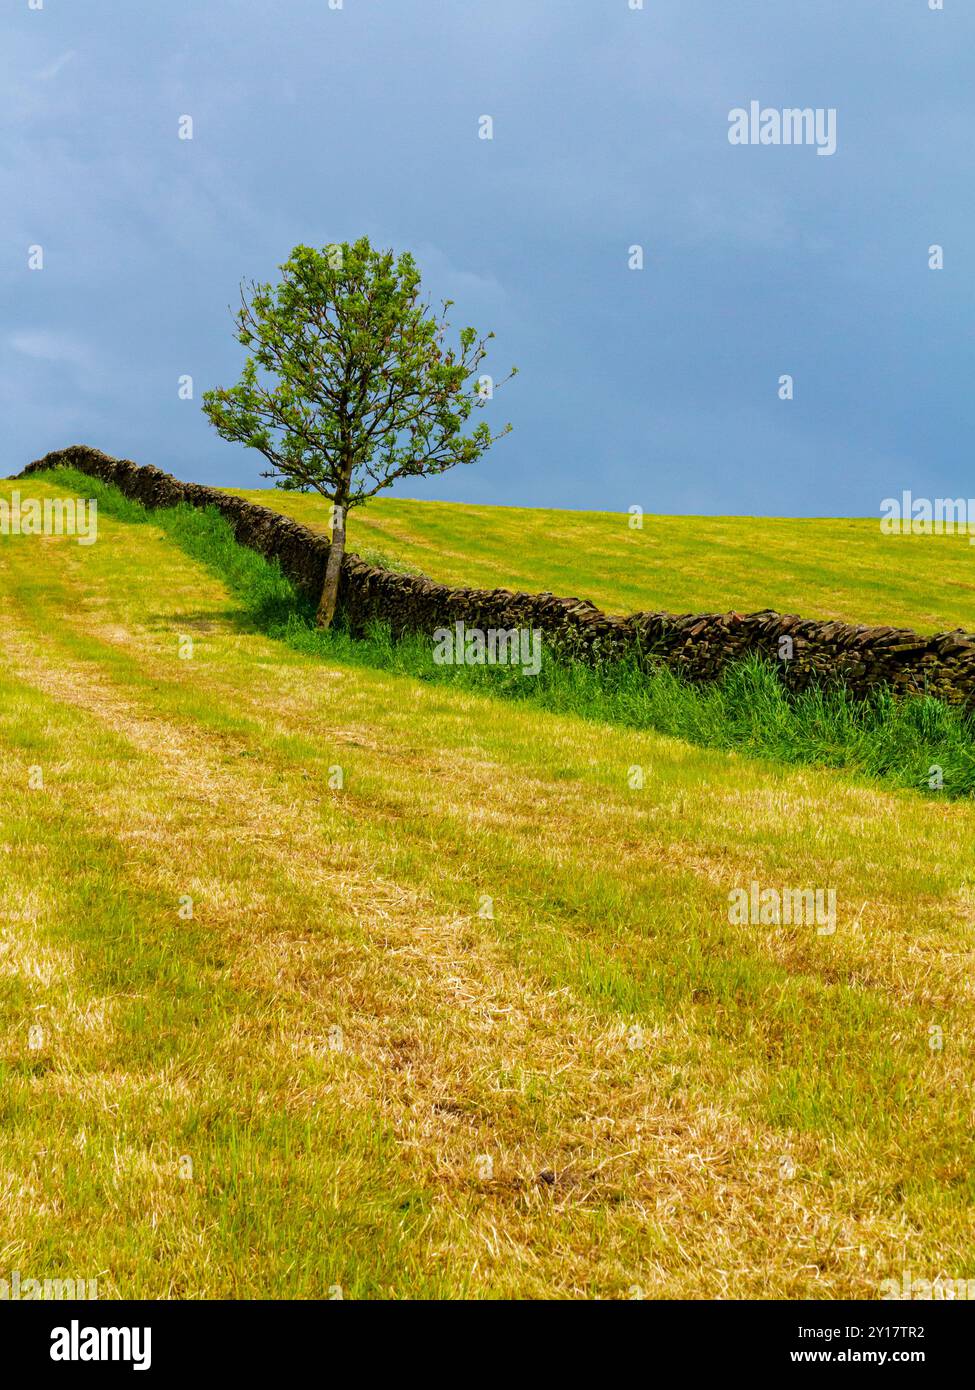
[16, 444, 975, 706]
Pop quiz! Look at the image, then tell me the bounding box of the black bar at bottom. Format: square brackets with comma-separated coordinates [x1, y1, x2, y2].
[2, 1298, 969, 1375]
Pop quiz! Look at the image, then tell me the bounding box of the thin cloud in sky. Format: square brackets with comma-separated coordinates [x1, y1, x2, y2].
[7, 331, 102, 398]
[35, 50, 76, 82]
[9, 329, 93, 368]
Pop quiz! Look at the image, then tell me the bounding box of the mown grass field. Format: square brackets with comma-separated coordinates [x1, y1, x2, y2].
[2, 474, 975, 1300]
[228, 486, 975, 633]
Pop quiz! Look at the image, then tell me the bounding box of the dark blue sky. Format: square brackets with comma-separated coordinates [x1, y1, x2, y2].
[3, 0, 972, 514]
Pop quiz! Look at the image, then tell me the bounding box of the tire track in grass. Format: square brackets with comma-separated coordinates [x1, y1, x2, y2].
[3, 529, 971, 1294]
[3, 606, 856, 1298]
[20, 548, 975, 1178]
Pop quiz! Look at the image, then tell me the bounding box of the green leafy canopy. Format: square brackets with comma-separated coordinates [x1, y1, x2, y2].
[201, 237, 516, 506]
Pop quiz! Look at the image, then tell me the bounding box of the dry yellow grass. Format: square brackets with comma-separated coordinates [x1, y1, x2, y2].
[1, 479, 974, 1298]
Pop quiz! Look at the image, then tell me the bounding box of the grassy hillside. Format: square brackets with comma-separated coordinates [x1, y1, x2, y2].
[2, 474, 975, 1298]
[228, 487, 975, 633]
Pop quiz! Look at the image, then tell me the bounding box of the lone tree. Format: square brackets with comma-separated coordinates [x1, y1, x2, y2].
[202, 238, 515, 627]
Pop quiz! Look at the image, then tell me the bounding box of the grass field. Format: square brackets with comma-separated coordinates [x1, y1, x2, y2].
[2, 474, 975, 1299]
[228, 487, 975, 633]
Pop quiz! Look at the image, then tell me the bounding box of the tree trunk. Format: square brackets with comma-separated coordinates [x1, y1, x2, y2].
[317, 500, 347, 629]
